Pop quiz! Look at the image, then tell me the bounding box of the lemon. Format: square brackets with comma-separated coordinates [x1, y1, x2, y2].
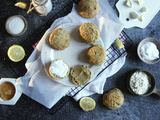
[7, 45, 25, 62]
[15, 2, 27, 9]
[79, 97, 96, 111]
[115, 38, 124, 49]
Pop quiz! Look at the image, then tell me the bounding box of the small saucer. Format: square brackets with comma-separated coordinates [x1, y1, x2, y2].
[137, 38, 160, 64]
[5, 15, 28, 36]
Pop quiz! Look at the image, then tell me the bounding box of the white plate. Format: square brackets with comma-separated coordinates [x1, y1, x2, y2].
[41, 23, 104, 86]
[116, 0, 160, 28]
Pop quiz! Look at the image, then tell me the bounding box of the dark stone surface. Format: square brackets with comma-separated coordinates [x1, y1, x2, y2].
[0, 0, 160, 119]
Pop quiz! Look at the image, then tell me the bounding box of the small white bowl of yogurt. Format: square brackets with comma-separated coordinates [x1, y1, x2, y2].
[137, 38, 160, 64]
[5, 15, 28, 36]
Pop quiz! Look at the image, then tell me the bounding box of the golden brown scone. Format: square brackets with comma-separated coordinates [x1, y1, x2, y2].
[103, 88, 124, 109]
[70, 65, 91, 86]
[78, 0, 99, 18]
[87, 45, 106, 65]
[79, 23, 100, 43]
[49, 28, 71, 50]
[48, 59, 70, 80]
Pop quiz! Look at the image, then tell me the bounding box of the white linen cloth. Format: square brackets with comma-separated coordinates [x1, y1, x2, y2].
[16, 0, 124, 109]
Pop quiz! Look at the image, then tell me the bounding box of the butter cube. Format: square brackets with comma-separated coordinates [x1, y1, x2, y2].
[137, 0, 143, 5]
[138, 15, 144, 22]
[130, 12, 139, 19]
[141, 7, 146, 12]
[125, 0, 132, 8]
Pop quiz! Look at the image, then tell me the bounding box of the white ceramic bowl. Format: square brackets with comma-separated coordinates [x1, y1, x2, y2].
[137, 38, 160, 64]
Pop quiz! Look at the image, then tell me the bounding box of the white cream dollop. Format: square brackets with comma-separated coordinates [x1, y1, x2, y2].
[50, 60, 69, 77]
[140, 42, 159, 61]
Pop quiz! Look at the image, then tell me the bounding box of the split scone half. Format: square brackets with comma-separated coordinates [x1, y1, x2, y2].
[49, 59, 70, 80]
[70, 65, 91, 86]
[49, 28, 71, 50]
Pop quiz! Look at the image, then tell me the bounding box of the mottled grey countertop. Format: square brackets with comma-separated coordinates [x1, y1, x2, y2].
[0, 0, 160, 120]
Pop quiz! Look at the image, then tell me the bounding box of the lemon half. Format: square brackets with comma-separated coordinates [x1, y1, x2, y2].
[7, 45, 25, 62]
[79, 97, 96, 111]
[15, 2, 27, 9]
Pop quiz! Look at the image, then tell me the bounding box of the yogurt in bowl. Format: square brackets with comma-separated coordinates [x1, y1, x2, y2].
[137, 38, 160, 64]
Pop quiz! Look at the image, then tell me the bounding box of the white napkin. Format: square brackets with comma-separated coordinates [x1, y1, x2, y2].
[16, 0, 124, 109]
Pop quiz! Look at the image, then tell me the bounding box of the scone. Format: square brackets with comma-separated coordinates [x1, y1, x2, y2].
[48, 59, 70, 80]
[78, 0, 99, 18]
[49, 28, 71, 50]
[79, 23, 100, 43]
[70, 65, 91, 86]
[103, 88, 124, 109]
[87, 45, 106, 65]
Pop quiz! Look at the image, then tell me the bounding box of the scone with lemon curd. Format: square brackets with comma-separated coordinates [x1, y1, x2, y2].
[70, 65, 91, 86]
[49, 59, 70, 80]
[79, 23, 100, 43]
[49, 28, 71, 50]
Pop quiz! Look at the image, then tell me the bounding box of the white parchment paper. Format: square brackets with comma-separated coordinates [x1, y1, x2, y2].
[16, 0, 124, 109]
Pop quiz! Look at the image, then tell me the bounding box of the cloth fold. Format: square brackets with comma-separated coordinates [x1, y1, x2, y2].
[16, 0, 124, 109]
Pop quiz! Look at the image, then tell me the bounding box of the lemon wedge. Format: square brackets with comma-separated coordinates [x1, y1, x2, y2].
[15, 2, 27, 9]
[7, 45, 25, 62]
[79, 97, 96, 111]
[115, 38, 124, 49]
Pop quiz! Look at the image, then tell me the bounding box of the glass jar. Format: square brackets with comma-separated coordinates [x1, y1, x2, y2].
[27, 0, 52, 16]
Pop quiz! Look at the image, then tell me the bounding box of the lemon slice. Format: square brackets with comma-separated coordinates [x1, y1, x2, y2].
[7, 45, 25, 62]
[115, 38, 124, 49]
[79, 97, 96, 111]
[15, 2, 27, 9]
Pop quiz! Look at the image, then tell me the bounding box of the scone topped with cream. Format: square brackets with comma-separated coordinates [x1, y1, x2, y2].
[78, 0, 99, 18]
[49, 28, 71, 50]
[49, 59, 70, 80]
[79, 23, 100, 43]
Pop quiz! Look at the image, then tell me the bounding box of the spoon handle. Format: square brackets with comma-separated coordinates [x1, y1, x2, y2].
[153, 88, 160, 96]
